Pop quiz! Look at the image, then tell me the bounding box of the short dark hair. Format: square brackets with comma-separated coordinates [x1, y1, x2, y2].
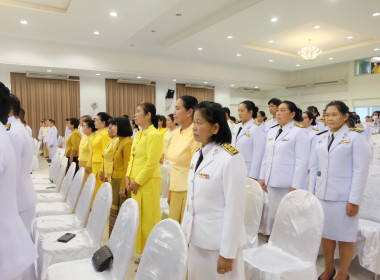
[230, 116, 236, 122]
[9, 94, 21, 117]
[240, 100, 259, 119]
[307, 106, 320, 117]
[167, 114, 174, 122]
[158, 115, 166, 128]
[69, 117, 80, 129]
[258, 111, 267, 121]
[0, 82, 11, 125]
[139, 102, 158, 128]
[111, 117, 133, 137]
[303, 111, 316, 126]
[268, 98, 282, 107]
[84, 119, 97, 132]
[97, 112, 112, 126]
[195, 101, 231, 144]
[223, 107, 231, 117]
[81, 115, 92, 120]
[281, 101, 303, 122]
[49, 119, 55, 124]
[179, 96, 198, 116]
[325, 100, 349, 115]
[19, 108, 25, 120]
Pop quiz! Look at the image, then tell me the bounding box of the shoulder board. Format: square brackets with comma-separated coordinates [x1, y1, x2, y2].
[253, 120, 260, 126]
[316, 130, 328, 136]
[312, 127, 319, 131]
[317, 119, 324, 122]
[372, 132, 379, 135]
[350, 128, 363, 133]
[5, 123, 11, 131]
[265, 118, 272, 122]
[356, 124, 363, 128]
[222, 143, 239, 156]
[295, 123, 304, 128]
[270, 123, 280, 129]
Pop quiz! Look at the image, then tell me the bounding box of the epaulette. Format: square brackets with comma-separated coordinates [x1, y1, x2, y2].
[295, 123, 304, 128]
[316, 130, 328, 136]
[372, 132, 379, 135]
[253, 120, 260, 126]
[271, 124, 280, 129]
[5, 123, 11, 131]
[222, 143, 239, 156]
[350, 128, 363, 133]
[265, 118, 272, 122]
[356, 124, 363, 128]
[312, 127, 319, 131]
[317, 119, 324, 122]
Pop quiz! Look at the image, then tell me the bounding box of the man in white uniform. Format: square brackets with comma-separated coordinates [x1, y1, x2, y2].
[263, 98, 281, 132]
[46, 119, 58, 162]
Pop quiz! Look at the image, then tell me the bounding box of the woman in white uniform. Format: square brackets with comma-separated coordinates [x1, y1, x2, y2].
[232, 100, 266, 180]
[309, 101, 370, 280]
[302, 111, 319, 143]
[182, 101, 246, 280]
[259, 101, 310, 231]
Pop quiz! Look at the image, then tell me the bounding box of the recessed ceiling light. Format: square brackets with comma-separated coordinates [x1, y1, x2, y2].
[93, 31, 100, 35]
[254, 86, 259, 89]
[268, 59, 273, 62]
[231, 84, 235, 87]
[176, 13, 182, 16]
[347, 36, 353, 39]
[227, 35, 233, 39]
[173, 79, 177, 82]
[372, 12, 380, 17]
[96, 73, 100, 76]
[137, 76, 142, 79]
[236, 53, 242, 57]
[271, 17, 278, 22]
[198, 47, 203, 51]
[329, 57, 334, 60]
[204, 81, 208, 84]
[268, 40, 274, 43]
[374, 48, 380, 51]
[20, 20, 28, 25]
[295, 64, 301, 67]
[314, 25, 321, 29]
[46, 69, 52, 72]
[110, 12, 117, 17]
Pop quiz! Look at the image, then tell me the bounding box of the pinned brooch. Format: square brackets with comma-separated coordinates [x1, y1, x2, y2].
[340, 139, 350, 144]
[281, 138, 289, 141]
[199, 173, 210, 179]
[245, 131, 251, 137]
[268, 138, 273, 141]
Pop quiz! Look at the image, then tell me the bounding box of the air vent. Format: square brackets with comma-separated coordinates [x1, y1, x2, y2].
[237, 87, 260, 92]
[286, 79, 346, 89]
[117, 79, 153, 85]
[185, 83, 214, 89]
[26, 72, 69, 80]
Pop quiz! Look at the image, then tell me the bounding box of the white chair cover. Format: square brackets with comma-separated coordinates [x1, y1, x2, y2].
[32, 174, 96, 244]
[135, 219, 187, 280]
[359, 165, 380, 223]
[34, 167, 84, 218]
[34, 157, 68, 193]
[259, 191, 271, 235]
[32, 153, 62, 182]
[244, 190, 324, 280]
[244, 178, 264, 249]
[161, 162, 171, 198]
[357, 219, 380, 274]
[37, 183, 112, 280]
[45, 198, 139, 280]
[37, 162, 76, 203]
[32, 140, 40, 171]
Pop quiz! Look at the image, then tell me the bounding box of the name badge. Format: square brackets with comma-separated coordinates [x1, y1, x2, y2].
[268, 138, 273, 141]
[199, 173, 209, 179]
[281, 138, 289, 141]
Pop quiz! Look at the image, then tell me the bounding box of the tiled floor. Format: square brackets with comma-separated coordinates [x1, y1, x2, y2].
[37, 155, 377, 280]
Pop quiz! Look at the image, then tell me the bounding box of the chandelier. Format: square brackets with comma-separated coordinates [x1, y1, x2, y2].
[298, 40, 322, 60]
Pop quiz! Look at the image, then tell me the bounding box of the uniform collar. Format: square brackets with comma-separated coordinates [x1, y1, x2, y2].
[280, 120, 294, 130]
[241, 118, 253, 129]
[329, 124, 345, 138]
[7, 116, 21, 124]
[199, 142, 215, 158]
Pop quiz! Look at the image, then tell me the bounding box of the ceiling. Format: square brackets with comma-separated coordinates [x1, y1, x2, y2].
[0, 0, 379, 74]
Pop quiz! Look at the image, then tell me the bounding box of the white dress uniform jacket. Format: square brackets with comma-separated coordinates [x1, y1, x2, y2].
[369, 133, 380, 166]
[64, 126, 72, 138]
[263, 118, 278, 132]
[231, 118, 266, 179]
[37, 126, 43, 141]
[260, 120, 310, 190]
[309, 125, 370, 205]
[182, 142, 246, 259]
[42, 126, 50, 143]
[307, 126, 319, 144]
[0, 123, 37, 280]
[46, 126, 58, 159]
[316, 119, 326, 131]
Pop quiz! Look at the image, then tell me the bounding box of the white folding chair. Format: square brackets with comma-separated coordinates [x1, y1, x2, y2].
[244, 178, 264, 249]
[45, 198, 139, 280]
[37, 182, 112, 280]
[135, 219, 187, 280]
[37, 162, 76, 203]
[32, 174, 96, 244]
[244, 190, 324, 280]
[32, 153, 62, 181]
[34, 157, 68, 193]
[160, 162, 171, 219]
[35, 167, 84, 218]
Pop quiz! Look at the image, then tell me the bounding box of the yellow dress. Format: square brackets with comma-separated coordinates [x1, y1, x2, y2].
[87, 128, 111, 203]
[102, 137, 120, 180]
[78, 133, 95, 185]
[126, 125, 163, 254]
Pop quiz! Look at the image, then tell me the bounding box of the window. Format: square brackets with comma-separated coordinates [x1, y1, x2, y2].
[355, 57, 380, 76]
[354, 106, 380, 122]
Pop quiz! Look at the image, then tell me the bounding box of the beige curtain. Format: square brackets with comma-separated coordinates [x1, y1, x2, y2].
[176, 83, 215, 103]
[10, 73, 80, 138]
[106, 79, 156, 118]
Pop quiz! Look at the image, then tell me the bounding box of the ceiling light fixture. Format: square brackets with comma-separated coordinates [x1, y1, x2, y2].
[151, 30, 156, 33]
[137, 76, 142, 79]
[254, 86, 259, 89]
[173, 79, 177, 82]
[372, 12, 380, 17]
[329, 57, 334, 60]
[47, 70, 52, 72]
[298, 39, 322, 60]
[231, 84, 235, 87]
[347, 36, 353, 39]
[227, 35, 233, 39]
[271, 17, 278, 22]
[374, 48, 380, 51]
[20, 20, 28, 25]
[93, 31, 100, 35]
[96, 73, 100, 76]
[268, 40, 274, 43]
[268, 59, 273, 62]
[198, 47, 203, 51]
[295, 64, 301, 67]
[204, 82, 208, 84]
[314, 25, 321, 29]
[110, 12, 117, 17]
[176, 13, 182, 16]
[236, 53, 242, 57]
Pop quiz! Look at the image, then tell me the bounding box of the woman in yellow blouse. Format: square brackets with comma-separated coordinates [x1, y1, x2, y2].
[106, 117, 133, 235]
[166, 96, 201, 223]
[86, 112, 112, 203]
[126, 103, 163, 256]
[160, 114, 177, 165]
[64, 118, 82, 173]
[100, 122, 119, 183]
[78, 119, 97, 184]
[158, 115, 167, 140]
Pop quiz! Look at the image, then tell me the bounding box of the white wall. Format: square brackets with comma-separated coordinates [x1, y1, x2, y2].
[155, 82, 176, 116]
[80, 77, 106, 117]
[0, 69, 10, 88]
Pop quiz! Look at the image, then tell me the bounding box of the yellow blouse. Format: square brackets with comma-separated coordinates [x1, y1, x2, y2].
[163, 128, 175, 157]
[78, 133, 95, 162]
[65, 129, 82, 157]
[126, 125, 163, 186]
[112, 137, 133, 179]
[166, 123, 201, 192]
[87, 128, 111, 174]
[158, 127, 167, 140]
[103, 137, 119, 177]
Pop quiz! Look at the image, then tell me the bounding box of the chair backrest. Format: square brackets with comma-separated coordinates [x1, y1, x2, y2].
[359, 166, 380, 223]
[135, 219, 187, 280]
[49, 153, 62, 181]
[244, 178, 264, 248]
[269, 190, 324, 263]
[66, 167, 85, 212]
[74, 174, 95, 227]
[108, 199, 139, 280]
[58, 162, 76, 198]
[53, 157, 68, 187]
[160, 162, 171, 198]
[86, 182, 112, 244]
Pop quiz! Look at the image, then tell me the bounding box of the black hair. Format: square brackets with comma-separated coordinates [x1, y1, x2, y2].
[140, 102, 158, 128]
[281, 101, 303, 122]
[303, 111, 316, 126]
[97, 112, 112, 126]
[111, 117, 133, 137]
[258, 111, 267, 121]
[240, 100, 259, 119]
[307, 106, 320, 117]
[325, 100, 349, 115]
[167, 114, 174, 122]
[0, 82, 11, 125]
[69, 117, 80, 129]
[230, 116, 236, 122]
[49, 119, 55, 124]
[19, 108, 25, 121]
[123, 114, 129, 119]
[65, 118, 69, 121]
[195, 101, 231, 144]
[179, 95, 198, 116]
[268, 98, 282, 107]
[223, 107, 231, 117]
[158, 115, 166, 128]
[346, 112, 356, 128]
[9, 94, 21, 117]
[84, 118, 97, 132]
[373, 111, 380, 116]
